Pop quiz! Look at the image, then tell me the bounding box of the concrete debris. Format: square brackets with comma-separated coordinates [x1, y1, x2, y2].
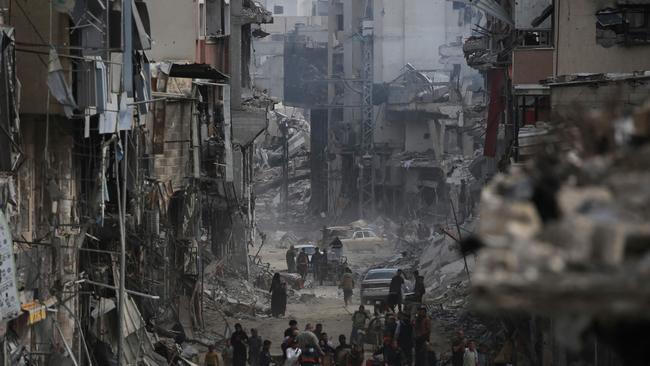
[470, 106, 650, 361]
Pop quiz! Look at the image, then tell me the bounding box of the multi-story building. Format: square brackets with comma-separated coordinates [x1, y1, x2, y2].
[316, 0, 487, 225]
[0, 0, 271, 363]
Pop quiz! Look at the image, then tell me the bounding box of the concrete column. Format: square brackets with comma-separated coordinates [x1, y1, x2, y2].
[230, 0, 242, 110]
[427, 120, 445, 161]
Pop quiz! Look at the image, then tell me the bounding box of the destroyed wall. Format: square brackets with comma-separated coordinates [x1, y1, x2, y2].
[283, 27, 328, 107]
[555, 0, 650, 75]
[404, 120, 434, 153]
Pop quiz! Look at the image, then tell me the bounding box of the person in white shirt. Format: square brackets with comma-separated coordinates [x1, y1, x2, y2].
[284, 340, 302, 366]
[463, 340, 479, 366]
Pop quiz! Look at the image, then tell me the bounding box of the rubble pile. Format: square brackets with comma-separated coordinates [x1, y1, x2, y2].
[474, 113, 650, 317]
[471, 104, 650, 363]
[204, 261, 271, 317]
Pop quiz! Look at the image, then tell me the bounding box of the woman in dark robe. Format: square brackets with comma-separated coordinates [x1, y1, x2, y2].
[270, 273, 284, 317]
[279, 281, 288, 316]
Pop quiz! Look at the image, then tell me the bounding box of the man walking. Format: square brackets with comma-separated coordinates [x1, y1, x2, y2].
[351, 305, 370, 345]
[297, 249, 309, 279]
[205, 345, 220, 366]
[414, 307, 432, 366]
[231, 323, 249, 366]
[319, 249, 329, 285]
[463, 341, 479, 366]
[286, 246, 297, 273]
[249, 328, 262, 366]
[396, 312, 414, 366]
[312, 249, 322, 282]
[451, 330, 466, 366]
[414, 275, 426, 304]
[339, 268, 355, 306]
[387, 269, 405, 313]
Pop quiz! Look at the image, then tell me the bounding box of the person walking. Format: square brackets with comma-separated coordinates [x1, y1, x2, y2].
[312, 250, 322, 282]
[280, 281, 288, 316]
[383, 314, 398, 343]
[297, 249, 309, 279]
[300, 342, 321, 366]
[285, 339, 302, 366]
[413, 307, 432, 366]
[414, 275, 426, 304]
[351, 305, 370, 345]
[271, 273, 284, 317]
[387, 270, 405, 313]
[260, 340, 272, 366]
[249, 328, 262, 366]
[223, 340, 233, 366]
[451, 330, 466, 366]
[205, 345, 220, 366]
[319, 249, 329, 285]
[396, 312, 414, 366]
[287, 245, 297, 273]
[462, 341, 479, 366]
[339, 268, 355, 306]
[231, 323, 249, 366]
[334, 335, 351, 366]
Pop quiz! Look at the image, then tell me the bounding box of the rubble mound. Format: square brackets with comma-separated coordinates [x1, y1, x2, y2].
[474, 106, 650, 321]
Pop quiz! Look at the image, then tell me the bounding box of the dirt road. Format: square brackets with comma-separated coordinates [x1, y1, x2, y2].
[224, 285, 356, 355]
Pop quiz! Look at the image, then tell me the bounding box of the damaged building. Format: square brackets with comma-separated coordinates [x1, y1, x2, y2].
[299, 0, 492, 225]
[0, 0, 272, 364]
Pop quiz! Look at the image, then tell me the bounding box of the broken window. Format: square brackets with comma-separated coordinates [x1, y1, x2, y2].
[596, 6, 650, 47]
[274, 5, 284, 15]
[337, 14, 344, 31]
[516, 30, 552, 47]
[516, 95, 550, 126]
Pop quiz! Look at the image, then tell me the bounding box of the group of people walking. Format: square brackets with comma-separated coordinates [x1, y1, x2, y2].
[348, 305, 435, 366]
[286, 245, 331, 284]
[281, 320, 365, 366]
[205, 325, 272, 366]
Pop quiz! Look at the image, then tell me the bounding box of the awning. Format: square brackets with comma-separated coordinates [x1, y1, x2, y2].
[168, 63, 229, 82]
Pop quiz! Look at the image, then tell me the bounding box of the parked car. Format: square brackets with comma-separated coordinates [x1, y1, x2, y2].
[341, 228, 389, 252]
[360, 268, 414, 306]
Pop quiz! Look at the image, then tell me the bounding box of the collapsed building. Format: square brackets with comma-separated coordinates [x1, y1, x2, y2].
[0, 0, 272, 364]
[310, 0, 491, 225]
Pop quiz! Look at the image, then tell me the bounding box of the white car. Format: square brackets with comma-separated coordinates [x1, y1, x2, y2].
[340, 229, 389, 252]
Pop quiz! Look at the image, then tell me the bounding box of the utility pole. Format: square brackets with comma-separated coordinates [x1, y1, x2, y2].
[358, 15, 375, 219]
[118, 0, 133, 363]
[280, 120, 289, 216]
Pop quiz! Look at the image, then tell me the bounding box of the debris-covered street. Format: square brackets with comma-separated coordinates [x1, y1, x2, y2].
[1, 0, 650, 365]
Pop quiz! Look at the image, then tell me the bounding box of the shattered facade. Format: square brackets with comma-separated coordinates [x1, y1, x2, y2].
[0, 0, 272, 364]
[315, 0, 490, 225]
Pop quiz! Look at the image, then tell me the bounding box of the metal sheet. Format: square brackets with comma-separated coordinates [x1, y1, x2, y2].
[0, 211, 21, 321]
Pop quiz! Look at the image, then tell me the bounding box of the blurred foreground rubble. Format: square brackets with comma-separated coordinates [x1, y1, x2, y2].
[472, 103, 650, 364]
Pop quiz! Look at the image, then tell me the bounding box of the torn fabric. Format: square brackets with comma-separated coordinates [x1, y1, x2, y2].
[47, 48, 78, 118]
